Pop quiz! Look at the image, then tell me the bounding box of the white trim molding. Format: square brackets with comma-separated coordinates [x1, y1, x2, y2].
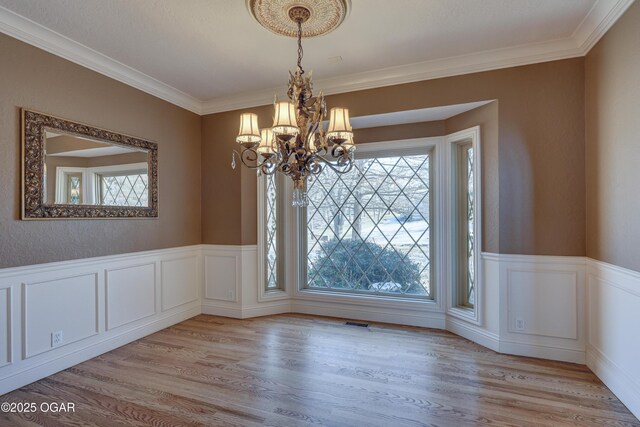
[0, 1, 634, 115]
[445, 126, 482, 326]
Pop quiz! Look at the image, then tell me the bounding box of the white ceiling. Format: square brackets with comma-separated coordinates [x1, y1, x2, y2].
[0, 0, 634, 114]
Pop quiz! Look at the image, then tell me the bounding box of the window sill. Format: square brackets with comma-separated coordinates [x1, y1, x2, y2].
[294, 288, 443, 312]
[258, 288, 288, 303]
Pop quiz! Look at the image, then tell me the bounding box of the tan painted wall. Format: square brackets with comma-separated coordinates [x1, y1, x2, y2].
[585, 1, 640, 272]
[0, 34, 202, 268]
[445, 102, 499, 253]
[202, 59, 585, 255]
[354, 121, 445, 144]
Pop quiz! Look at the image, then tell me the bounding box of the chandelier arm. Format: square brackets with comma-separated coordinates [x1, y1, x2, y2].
[314, 154, 355, 174]
[260, 160, 278, 175]
[239, 147, 262, 169]
[330, 144, 352, 158]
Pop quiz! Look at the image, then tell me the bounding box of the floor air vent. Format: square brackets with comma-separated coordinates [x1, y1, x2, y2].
[345, 321, 369, 327]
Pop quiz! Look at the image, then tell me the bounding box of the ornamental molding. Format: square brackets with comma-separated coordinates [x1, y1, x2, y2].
[246, 0, 350, 38]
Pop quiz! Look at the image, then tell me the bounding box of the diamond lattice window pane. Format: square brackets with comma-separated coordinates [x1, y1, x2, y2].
[265, 173, 278, 289]
[100, 173, 148, 207]
[68, 175, 81, 204]
[306, 154, 432, 298]
[466, 147, 475, 306]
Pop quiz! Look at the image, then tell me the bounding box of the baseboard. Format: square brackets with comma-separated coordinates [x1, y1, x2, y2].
[445, 317, 500, 352]
[242, 300, 292, 318]
[201, 299, 292, 319]
[0, 306, 199, 395]
[587, 344, 640, 420]
[201, 302, 242, 318]
[498, 340, 585, 364]
[291, 299, 446, 329]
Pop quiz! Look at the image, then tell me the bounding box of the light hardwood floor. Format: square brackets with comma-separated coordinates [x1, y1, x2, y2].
[1, 314, 638, 427]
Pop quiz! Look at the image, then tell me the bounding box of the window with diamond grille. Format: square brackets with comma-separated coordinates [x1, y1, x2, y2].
[66, 174, 82, 204]
[456, 143, 475, 308]
[305, 151, 432, 298]
[99, 172, 148, 207]
[264, 172, 280, 290]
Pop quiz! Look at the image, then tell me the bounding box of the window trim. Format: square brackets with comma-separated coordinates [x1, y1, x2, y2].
[293, 136, 446, 311]
[257, 172, 289, 302]
[445, 126, 482, 325]
[54, 166, 89, 204]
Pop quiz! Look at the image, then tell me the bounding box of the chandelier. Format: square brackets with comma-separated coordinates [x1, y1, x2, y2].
[233, 2, 355, 208]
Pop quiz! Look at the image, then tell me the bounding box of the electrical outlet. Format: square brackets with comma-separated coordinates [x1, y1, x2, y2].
[51, 330, 64, 347]
[515, 318, 525, 331]
[228, 290, 235, 300]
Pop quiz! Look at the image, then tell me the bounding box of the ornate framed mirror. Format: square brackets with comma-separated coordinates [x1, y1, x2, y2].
[21, 109, 158, 219]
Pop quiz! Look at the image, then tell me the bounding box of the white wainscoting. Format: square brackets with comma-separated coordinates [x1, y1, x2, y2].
[23, 273, 99, 359]
[201, 245, 291, 319]
[199, 247, 588, 364]
[0, 287, 11, 368]
[495, 254, 587, 364]
[1, 243, 639, 421]
[586, 259, 640, 420]
[161, 257, 200, 312]
[0, 245, 201, 395]
[106, 264, 155, 331]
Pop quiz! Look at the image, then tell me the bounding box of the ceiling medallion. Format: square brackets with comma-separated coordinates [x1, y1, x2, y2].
[247, 0, 350, 38]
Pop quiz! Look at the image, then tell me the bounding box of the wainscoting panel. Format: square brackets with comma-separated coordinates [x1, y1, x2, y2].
[105, 263, 156, 331]
[587, 259, 640, 419]
[23, 273, 99, 359]
[204, 253, 238, 302]
[0, 287, 11, 367]
[495, 254, 587, 363]
[161, 256, 200, 312]
[0, 246, 201, 396]
[507, 269, 577, 339]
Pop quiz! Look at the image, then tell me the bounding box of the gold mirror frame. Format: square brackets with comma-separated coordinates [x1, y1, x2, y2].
[21, 109, 158, 219]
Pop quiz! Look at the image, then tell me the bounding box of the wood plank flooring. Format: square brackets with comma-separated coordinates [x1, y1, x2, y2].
[1, 314, 638, 427]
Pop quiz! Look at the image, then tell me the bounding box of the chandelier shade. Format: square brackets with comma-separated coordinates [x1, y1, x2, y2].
[272, 101, 299, 136]
[257, 128, 276, 156]
[327, 107, 353, 142]
[236, 113, 261, 146]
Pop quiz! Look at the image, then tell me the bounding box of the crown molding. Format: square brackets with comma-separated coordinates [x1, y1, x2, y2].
[0, 0, 634, 116]
[200, 37, 583, 114]
[572, 0, 635, 52]
[0, 6, 203, 114]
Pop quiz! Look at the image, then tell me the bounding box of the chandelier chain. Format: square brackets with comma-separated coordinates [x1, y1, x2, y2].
[297, 20, 304, 73]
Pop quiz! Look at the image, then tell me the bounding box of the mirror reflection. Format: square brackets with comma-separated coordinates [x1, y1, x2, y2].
[44, 131, 150, 207]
